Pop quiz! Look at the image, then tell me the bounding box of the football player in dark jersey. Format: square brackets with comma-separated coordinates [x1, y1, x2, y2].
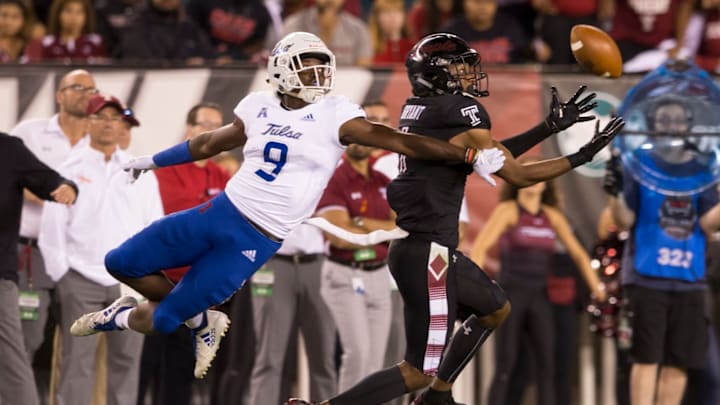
[287, 33, 624, 405]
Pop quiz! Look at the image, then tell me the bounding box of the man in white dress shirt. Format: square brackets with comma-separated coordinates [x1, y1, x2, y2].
[39, 94, 163, 405]
[10, 69, 95, 367]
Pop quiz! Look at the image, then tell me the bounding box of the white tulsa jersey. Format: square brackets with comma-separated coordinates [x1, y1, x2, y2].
[225, 91, 365, 239]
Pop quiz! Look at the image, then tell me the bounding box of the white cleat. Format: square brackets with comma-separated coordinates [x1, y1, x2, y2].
[193, 310, 230, 379]
[70, 295, 138, 336]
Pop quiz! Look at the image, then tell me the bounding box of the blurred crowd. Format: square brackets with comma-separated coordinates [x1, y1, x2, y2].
[2, 0, 720, 72]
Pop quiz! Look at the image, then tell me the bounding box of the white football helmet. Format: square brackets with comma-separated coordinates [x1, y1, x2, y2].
[267, 32, 335, 103]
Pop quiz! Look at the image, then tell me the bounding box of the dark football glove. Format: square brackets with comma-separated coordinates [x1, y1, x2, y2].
[568, 117, 625, 168]
[545, 85, 598, 132]
[603, 153, 624, 196]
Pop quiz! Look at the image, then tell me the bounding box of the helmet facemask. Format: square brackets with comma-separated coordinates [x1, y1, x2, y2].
[280, 53, 334, 103]
[441, 51, 489, 97]
[268, 32, 336, 104]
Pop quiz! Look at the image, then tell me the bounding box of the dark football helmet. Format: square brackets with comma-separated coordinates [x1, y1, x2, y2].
[406, 33, 488, 98]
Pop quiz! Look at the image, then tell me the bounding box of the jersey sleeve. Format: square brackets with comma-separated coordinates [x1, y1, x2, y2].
[443, 96, 491, 130]
[233, 92, 261, 124]
[333, 96, 366, 133]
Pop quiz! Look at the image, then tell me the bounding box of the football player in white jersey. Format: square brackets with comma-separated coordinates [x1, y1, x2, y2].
[67, 31, 507, 379]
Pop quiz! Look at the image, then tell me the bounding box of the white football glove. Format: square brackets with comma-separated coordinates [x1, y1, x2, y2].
[122, 155, 157, 182]
[472, 147, 506, 186]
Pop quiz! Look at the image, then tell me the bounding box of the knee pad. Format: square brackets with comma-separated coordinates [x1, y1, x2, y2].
[152, 306, 181, 334]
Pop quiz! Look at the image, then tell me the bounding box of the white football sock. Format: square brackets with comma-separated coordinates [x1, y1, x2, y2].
[115, 308, 133, 330]
[185, 312, 205, 329]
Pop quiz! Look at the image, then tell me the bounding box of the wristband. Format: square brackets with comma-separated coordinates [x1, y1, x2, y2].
[464, 148, 478, 165]
[152, 140, 193, 167]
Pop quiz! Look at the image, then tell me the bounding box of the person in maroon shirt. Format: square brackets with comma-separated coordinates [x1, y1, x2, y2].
[315, 141, 397, 392]
[442, 0, 531, 64]
[0, 0, 35, 63]
[602, 0, 693, 62]
[407, 0, 463, 40]
[136, 102, 230, 405]
[23, 0, 107, 63]
[368, 0, 414, 64]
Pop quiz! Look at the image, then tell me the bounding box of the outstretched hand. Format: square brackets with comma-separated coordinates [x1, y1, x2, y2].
[574, 117, 625, 165]
[122, 155, 157, 182]
[545, 85, 598, 132]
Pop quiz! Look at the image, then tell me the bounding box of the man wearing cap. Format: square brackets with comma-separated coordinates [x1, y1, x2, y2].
[38, 94, 163, 405]
[9, 70, 95, 372]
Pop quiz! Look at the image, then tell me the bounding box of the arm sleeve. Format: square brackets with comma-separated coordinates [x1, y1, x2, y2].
[500, 121, 553, 157]
[233, 93, 259, 124]
[334, 97, 366, 137]
[12, 137, 77, 201]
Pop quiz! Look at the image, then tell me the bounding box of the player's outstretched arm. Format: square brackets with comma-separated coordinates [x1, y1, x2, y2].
[340, 118, 506, 185]
[164, 118, 247, 164]
[339, 117, 469, 162]
[498, 118, 623, 186]
[124, 118, 247, 179]
[459, 117, 624, 187]
[501, 85, 597, 157]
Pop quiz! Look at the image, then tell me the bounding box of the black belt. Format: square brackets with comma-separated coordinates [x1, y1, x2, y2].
[241, 213, 283, 243]
[18, 237, 38, 248]
[328, 257, 387, 271]
[275, 253, 320, 264]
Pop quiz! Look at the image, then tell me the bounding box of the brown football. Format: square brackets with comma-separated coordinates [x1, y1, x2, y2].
[570, 24, 623, 78]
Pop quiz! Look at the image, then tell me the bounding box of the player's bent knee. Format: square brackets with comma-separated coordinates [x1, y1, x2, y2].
[152, 308, 181, 334]
[494, 300, 512, 324]
[105, 248, 128, 276]
[480, 300, 511, 329]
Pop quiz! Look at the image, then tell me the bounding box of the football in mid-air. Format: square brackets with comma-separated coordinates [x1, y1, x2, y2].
[570, 24, 623, 78]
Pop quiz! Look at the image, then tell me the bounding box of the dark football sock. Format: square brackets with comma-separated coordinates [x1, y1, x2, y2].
[436, 315, 493, 384]
[329, 365, 407, 405]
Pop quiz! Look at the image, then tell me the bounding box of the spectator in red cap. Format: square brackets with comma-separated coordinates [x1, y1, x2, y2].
[39, 92, 163, 405]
